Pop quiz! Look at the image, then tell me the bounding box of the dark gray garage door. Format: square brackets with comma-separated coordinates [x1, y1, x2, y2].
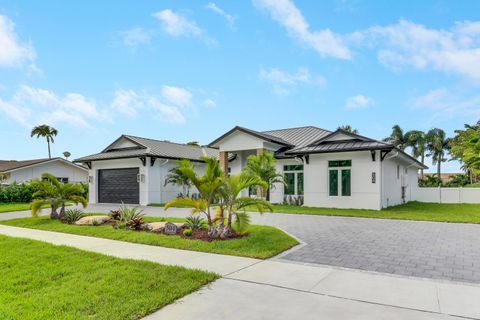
[98, 168, 139, 204]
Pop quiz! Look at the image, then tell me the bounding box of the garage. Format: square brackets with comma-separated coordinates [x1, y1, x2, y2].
[98, 168, 139, 204]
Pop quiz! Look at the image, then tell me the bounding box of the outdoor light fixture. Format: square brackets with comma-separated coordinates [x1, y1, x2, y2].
[372, 172, 376, 183]
[137, 173, 145, 183]
[88, 175, 93, 184]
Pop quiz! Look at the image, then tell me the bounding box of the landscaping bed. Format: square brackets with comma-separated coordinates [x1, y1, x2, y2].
[0, 235, 217, 320]
[0, 215, 298, 259]
[246, 201, 480, 224]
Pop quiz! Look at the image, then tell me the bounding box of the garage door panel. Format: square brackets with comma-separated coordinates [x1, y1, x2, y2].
[98, 168, 139, 204]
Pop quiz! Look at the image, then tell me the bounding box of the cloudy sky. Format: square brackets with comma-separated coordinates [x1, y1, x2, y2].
[1, 0, 479, 172]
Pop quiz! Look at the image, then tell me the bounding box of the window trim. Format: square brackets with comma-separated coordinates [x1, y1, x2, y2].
[283, 164, 304, 196]
[328, 160, 352, 197]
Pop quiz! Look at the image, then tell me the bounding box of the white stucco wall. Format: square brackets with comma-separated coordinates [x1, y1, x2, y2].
[6, 160, 87, 184]
[88, 157, 206, 206]
[303, 151, 382, 210]
[381, 156, 419, 208]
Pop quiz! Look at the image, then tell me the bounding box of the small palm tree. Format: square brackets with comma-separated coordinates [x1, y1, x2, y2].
[164, 159, 195, 197]
[30, 173, 87, 219]
[384, 125, 408, 150]
[244, 151, 285, 201]
[31, 125, 58, 159]
[405, 130, 427, 178]
[426, 128, 450, 177]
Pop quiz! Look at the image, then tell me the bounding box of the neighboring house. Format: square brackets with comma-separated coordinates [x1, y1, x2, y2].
[75, 126, 426, 210]
[420, 173, 462, 183]
[0, 158, 88, 184]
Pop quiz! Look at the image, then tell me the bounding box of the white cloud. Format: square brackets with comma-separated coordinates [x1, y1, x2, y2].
[1, 85, 102, 128]
[201, 99, 217, 108]
[153, 9, 202, 37]
[148, 97, 185, 124]
[161, 85, 192, 107]
[252, 0, 351, 59]
[345, 94, 374, 109]
[413, 88, 480, 121]
[350, 20, 480, 81]
[120, 27, 150, 47]
[259, 67, 325, 95]
[111, 89, 143, 116]
[0, 15, 36, 68]
[206, 3, 235, 27]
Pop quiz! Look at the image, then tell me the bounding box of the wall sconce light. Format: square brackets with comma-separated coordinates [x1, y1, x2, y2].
[137, 174, 145, 183]
[372, 172, 376, 183]
[88, 176, 93, 184]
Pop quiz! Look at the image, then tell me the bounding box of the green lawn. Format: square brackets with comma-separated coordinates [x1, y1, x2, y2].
[0, 216, 298, 259]
[0, 203, 32, 213]
[247, 201, 480, 224]
[0, 235, 217, 320]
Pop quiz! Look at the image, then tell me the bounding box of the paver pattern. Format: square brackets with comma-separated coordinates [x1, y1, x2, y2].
[54, 204, 480, 283]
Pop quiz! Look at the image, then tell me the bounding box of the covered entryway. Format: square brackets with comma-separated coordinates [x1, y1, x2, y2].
[98, 168, 139, 204]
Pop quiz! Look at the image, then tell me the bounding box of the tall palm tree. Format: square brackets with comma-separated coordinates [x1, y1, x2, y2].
[405, 130, 427, 178]
[31, 125, 58, 159]
[30, 173, 87, 219]
[384, 125, 408, 150]
[337, 125, 359, 134]
[426, 128, 450, 177]
[244, 151, 285, 201]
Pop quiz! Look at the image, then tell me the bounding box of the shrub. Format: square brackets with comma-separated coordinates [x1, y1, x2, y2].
[0, 183, 40, 203]
[445, 174, 470, 187]
[419, 175, 443, 187]
[118, 204, 145, 230]
[63, 209, 84, 224]
[232, 211, 251, 235]
[109, 210, 121, 220]
[183, 228, 192, 237]
[185, 216, 207, 230]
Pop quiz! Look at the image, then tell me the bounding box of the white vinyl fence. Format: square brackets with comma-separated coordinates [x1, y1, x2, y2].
[414, 187, 480, 204]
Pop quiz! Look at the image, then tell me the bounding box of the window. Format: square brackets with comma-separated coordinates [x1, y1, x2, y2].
[328, 160, 351, 197]
[284, 172, 295, 195]
[283, 165, 303, 195]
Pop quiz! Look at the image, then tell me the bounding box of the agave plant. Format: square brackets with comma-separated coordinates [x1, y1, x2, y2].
[185, 215, 207, 230]
[63, 208, 84, 224]
[117, 204, 145, 229]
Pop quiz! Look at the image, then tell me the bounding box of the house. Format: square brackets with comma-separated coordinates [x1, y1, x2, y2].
[0, 158, 88, 184]
[75, 126, 426, 210]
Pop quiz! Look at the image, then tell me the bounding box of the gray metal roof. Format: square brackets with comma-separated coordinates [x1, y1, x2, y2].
[208, 126, 294, 148]
[75, 135, 220, 162]
[262, 126, 331, 147]
[286, 140, 393, 154]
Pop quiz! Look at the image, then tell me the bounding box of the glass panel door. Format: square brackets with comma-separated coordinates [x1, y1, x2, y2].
[329, 170, 338, 196]
[341, 169, 351, 196]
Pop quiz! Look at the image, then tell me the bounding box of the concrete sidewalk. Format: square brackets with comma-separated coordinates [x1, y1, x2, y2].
[0, 224, 480, 319]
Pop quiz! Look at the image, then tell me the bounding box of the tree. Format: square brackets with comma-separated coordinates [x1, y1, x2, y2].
[384, 125, 408, 150]
[164, 159, 195, 197]
[186, 141, 200, 146]
[426, 128, 450, 177]
[31, 125, 58, 159]
[244, 151, 285, 201]
[63, 151, 71, 160]
[449, 121, 480, 181]
[165, 156, 223, 237]
[337, 125, 358, 134]
[164, 157, 271, 239]
[30, 173, 87, 219]
[405, 130, 427, 178]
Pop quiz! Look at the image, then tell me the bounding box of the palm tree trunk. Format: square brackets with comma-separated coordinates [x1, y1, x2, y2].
[437, 158, 441, 178]
[47, 138, 51, 159]
[420, 154, 425, 179]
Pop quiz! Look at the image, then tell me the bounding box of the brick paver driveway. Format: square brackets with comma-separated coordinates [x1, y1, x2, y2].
[83, 204, 480, 284]
[255, 213, 480, 284]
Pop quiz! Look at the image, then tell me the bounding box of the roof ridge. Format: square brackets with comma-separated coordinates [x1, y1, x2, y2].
[124, 134, 215, 150]
[262, 125, 330, 133]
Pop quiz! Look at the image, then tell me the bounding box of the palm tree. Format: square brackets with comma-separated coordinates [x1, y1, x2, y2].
[426, 128, 450, 177]
[164, 159, 195, 196]
[165, 156, 223, 236]
[337, 125, 358, 134]
[244, 151, 285, 201]
[384, 125, 408, 150]
[30, 173, 87, 219]
[31, 125, 58, 159]
[405, 130, 427, 178]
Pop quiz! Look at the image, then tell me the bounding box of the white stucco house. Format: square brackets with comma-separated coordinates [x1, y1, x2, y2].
[75, 126, 426, 210]
[0, 158, 88, 184]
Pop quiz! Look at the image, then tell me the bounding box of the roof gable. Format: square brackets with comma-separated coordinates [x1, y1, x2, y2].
[102, 135, 146, 152]
[208, 126, 293, 149]
[0, 158, 88, 173]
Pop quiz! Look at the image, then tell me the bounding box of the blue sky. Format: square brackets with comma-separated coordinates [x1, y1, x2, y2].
[1, 0, 480, 172]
